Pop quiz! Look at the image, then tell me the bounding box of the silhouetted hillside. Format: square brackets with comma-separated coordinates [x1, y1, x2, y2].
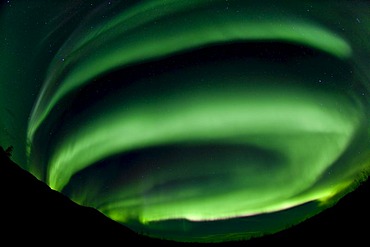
[1, 146, 369, 246]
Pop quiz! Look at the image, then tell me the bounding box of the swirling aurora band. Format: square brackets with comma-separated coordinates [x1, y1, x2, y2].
[0, 0, 369, 243]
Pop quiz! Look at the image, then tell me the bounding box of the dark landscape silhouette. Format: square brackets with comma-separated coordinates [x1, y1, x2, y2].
[1, 145, 369, 246]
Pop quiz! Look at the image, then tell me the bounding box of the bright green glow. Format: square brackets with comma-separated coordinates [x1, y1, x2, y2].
[1, 0, 369, 243]
[48, 73, 358, 191]
[106, 183, 351, 223]
[27, 0, 352, 145]
[47, 68, 361, 224]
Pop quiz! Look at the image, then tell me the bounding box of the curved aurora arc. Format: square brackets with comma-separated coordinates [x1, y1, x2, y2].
[0, 0, 369, 243]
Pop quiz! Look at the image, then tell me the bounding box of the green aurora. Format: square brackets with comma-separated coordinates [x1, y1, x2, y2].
[0, 0, 369, 243]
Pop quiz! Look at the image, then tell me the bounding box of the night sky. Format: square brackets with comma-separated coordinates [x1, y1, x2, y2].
[0, 0, 369, 244]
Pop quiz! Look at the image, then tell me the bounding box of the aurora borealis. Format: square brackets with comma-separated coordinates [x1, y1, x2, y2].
[0, 0, 369, 243]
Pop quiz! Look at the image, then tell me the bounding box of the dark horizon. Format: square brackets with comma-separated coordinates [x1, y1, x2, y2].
[1, 145, 369, 246]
